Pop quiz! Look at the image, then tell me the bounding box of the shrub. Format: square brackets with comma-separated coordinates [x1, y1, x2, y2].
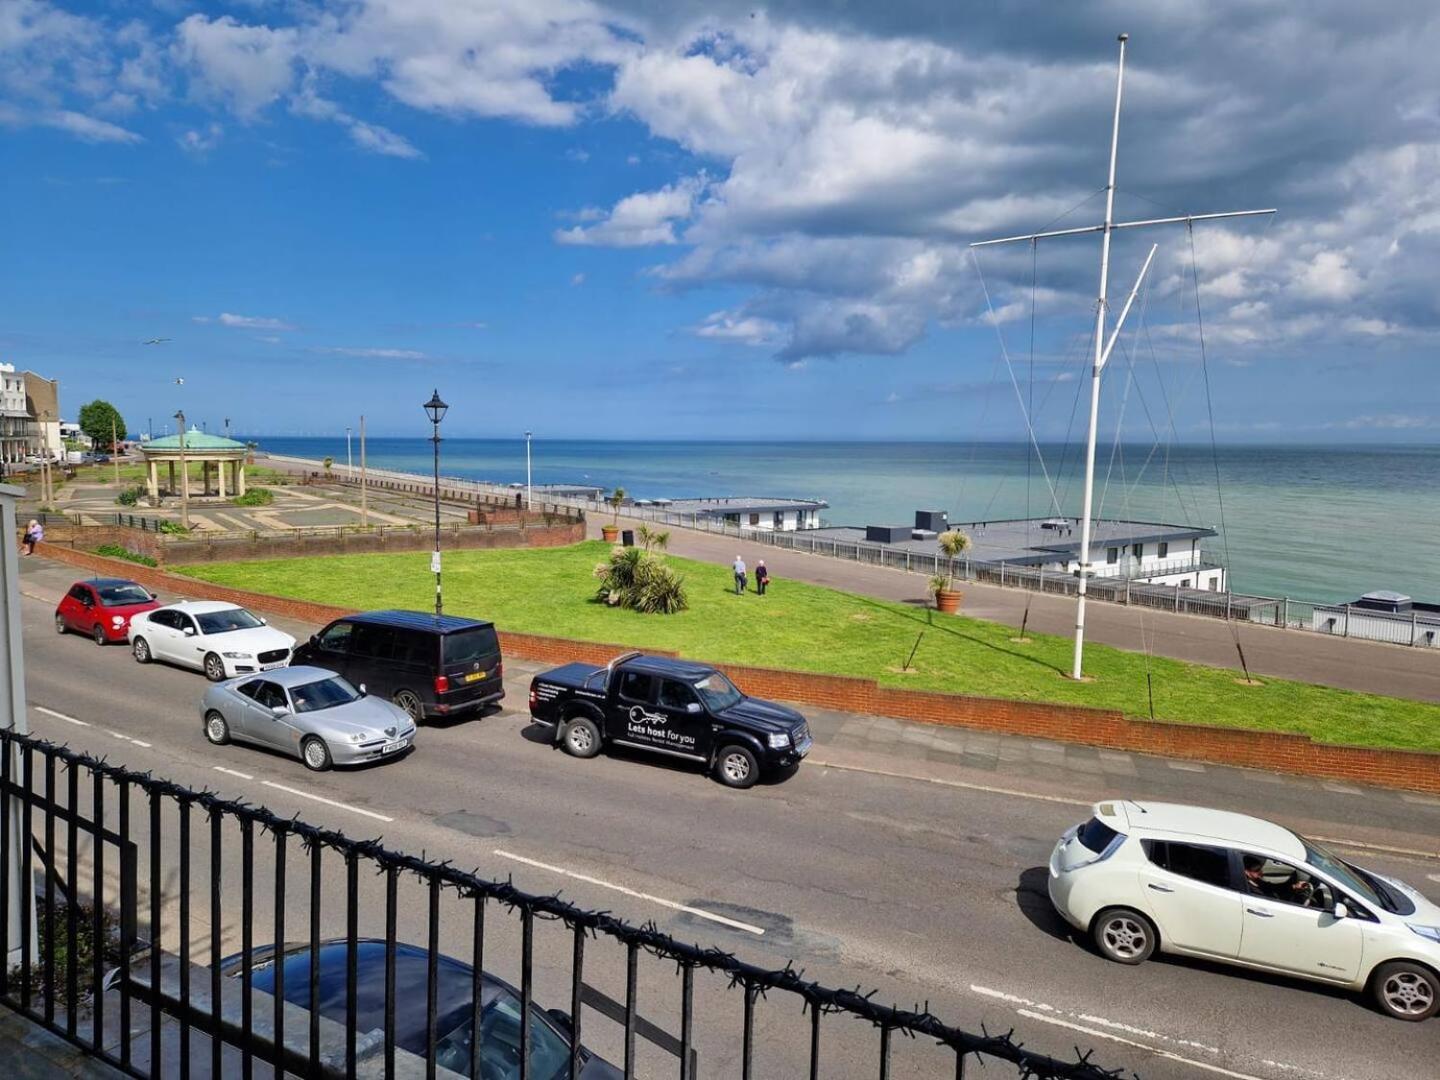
[593, 546, 688, 614]
[232, 487, 274, 507]
[8, 900, 122, 1009]
[116, 485, 144, 506]
[157, 520, 190, 535]
[95, 543, 157, 567]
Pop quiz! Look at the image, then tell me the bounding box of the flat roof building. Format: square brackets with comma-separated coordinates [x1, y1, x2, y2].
[808, 511, 1226, 590]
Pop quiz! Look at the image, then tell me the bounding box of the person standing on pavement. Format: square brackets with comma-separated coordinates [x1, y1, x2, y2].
[755, 559, 770, 595]
[732, 555, 747, 595]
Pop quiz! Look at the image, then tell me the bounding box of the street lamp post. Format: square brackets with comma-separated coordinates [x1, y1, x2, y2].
[525, 430, 532, 510]
[346, 427, 353, 479]
[423, 391, 448, 616]
[174, 410, 190, 529]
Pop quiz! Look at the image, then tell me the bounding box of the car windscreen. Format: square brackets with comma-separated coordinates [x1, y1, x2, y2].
[1076, 817, 1123, 855]
[290, 677, 361, 714]
[97, 584, 152, 607]
[442, 626, 499, 668]
[1302, 838, 1407, 914]
[195, 608, 265, 635]
[693, 672, 742, 712]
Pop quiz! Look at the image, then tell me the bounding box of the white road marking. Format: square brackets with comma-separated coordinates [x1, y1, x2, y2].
[34, 706, 89, 727]
[1400, 792, 1440, 807]
[1427, 873, 1440, 884]
[1166, 760, 1207, 772]
[970, 985, 1219, 1054]
[212, 766, 254, 781]
[809, 759, 1088, 806]
[494, 849, 766, 936]
[1016, 1009, 1271, 1080]
[259, 780, 393, 823]
[1320, 781, 1362, 795]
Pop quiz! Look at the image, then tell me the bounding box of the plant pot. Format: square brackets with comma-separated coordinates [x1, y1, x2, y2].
[935, 589, 962, 614]
[601, 524, 619, 542]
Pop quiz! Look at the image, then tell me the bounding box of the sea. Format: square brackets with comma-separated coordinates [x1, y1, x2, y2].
[247, 437, 1440, 605]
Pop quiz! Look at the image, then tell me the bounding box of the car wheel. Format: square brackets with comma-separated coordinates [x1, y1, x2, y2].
[132, 637, 151, 664]
[1092, 908, 1157, 965]
[204, 710, 231, 746]
[715, 744, 759, 789]
[392, 690, 423, 722]
[561, 716, 602, 759]
[54, 614, 67, 636]
[203, 653, 227, 682]
[301, 736, 332, 772]
[1372, 961, 1440, 1021]
[92, 624, 108, 646]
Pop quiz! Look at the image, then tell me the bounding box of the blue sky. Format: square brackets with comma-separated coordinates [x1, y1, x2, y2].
[3, 1, 1438, 441]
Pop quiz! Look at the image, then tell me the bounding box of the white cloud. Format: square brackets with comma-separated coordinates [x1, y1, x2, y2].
[177, 121, 222, 155]
[1327, 413, 1435, 431]
[570, 272, 586, 286]
[172, 15, 299, 117]
[555, 176, 706, 247]
[314, 346, 428, 359]
[291, 75, 422, 158]
[193, 312, 296, 330]
[693, 310, 780, 347]
[43, 109, 142, 143]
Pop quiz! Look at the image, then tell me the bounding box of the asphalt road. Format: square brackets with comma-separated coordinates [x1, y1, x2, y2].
[13, 558, 1440, 1079]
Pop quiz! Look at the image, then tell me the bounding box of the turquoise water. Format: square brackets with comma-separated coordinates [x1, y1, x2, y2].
[252, 437, 1440, 604]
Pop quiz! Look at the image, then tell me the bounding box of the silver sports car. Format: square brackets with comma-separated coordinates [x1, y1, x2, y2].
[201, 665, 416, 771]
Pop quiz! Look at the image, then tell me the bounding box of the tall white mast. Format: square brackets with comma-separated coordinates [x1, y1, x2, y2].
[970, 34, 1275, 679]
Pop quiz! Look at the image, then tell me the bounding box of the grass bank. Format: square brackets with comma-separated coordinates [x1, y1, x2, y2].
[175, 541, 1440, 753]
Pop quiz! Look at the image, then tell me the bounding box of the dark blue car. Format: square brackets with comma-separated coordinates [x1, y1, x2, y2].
[223, 939, 621, 1078]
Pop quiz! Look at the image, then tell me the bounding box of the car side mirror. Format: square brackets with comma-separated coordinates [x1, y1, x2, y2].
[258, 616, 267, 625]
[686, 702, 703, 714]
[270, 705, 288, 717]
[358, 684, 367, 696]
[149, 592, 158, 600]
[544, 1008, 573, 1037]
[309, 634, 318, 646]
[183, 626, 196, 636]
[1333, 901, 1349, 920]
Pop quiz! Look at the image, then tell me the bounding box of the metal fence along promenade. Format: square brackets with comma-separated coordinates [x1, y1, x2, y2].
[261, 456, 1438, 653]
[0, 730, 1134, 1079]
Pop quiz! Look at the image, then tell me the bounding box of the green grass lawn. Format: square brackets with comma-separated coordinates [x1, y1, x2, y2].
[174, 541, 1440, 753]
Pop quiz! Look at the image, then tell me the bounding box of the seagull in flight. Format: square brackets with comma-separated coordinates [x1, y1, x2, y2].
[174, 378, 185, 386]
[143, 338, 170, 345]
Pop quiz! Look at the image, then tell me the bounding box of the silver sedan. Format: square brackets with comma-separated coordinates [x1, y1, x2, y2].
[201, 665, 416, 771]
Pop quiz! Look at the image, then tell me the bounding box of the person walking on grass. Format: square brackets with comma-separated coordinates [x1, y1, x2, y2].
[755, 559, 770, 595]
[732, 554, 747, 595]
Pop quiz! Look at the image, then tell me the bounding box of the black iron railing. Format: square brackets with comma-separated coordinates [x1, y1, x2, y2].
[0, 730, 1134, 1079]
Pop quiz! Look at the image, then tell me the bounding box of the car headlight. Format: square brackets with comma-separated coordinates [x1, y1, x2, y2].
[221, 651, 253, 659]
[767, 732, 791, 749]
[346, 732, 372, 743]
[1408, 924, 1440, 943]
[111, 616, 125, 626]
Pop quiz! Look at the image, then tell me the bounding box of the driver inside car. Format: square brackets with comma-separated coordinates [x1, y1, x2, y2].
[1243, 856, 1323, 906]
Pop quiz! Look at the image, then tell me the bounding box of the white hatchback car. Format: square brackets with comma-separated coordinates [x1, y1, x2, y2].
[129, 601, 296, 682]
[1049, 800, 1440, 1021]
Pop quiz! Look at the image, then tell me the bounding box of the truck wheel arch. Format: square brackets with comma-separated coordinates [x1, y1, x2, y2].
[709, 730, 765, 766]
[562, 701, 605, 725]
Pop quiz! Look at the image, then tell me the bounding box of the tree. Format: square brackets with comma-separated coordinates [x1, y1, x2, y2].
[78, 400, 126, 452]
[607, 486, 627, 525]
[936, 529, 973, 592]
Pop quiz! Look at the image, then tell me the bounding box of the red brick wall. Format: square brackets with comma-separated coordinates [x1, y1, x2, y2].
[32, 543, 1440, 795]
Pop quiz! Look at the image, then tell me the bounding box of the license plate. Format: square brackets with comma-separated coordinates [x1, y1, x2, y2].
[261, 662, 286, 671]
[380, 740, 407, 755]
[795, 737, 812, 758]
[463, 671, 485, 683]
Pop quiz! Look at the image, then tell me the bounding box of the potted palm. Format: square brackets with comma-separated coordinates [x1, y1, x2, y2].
[602, 487, 626, 542]
[933, 529, 972, 613]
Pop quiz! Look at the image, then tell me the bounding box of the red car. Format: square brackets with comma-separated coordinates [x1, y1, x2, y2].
[55, 578, 160, 645]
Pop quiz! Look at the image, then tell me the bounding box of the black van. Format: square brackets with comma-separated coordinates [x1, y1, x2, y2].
[292, 610, 503, 722]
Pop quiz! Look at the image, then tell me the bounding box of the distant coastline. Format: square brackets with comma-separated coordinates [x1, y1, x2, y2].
[250, 437, 1440, 605]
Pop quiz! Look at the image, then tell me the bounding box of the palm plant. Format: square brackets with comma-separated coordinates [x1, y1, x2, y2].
[636, 524, 671, 552]
[936, 529, 972, 591]
[607, 486, 627, 525]
[593, 546, 688, 613]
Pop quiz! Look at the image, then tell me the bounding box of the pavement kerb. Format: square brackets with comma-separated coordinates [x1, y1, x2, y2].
[28, 544, 1440, 798]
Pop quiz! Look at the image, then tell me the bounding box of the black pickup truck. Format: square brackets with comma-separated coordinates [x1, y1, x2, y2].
[527, 652, 812, 788]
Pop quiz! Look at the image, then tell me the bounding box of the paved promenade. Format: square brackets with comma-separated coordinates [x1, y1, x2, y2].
[593, 514, 1440, 704]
